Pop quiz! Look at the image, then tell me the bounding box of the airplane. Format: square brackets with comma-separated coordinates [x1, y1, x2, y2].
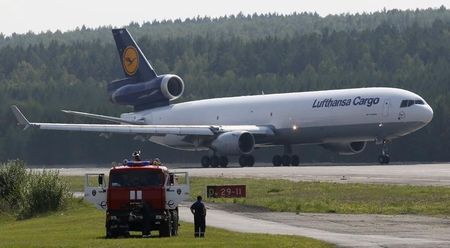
[11, 28, 434, 167]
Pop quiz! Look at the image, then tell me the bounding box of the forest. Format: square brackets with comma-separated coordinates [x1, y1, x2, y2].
[0, 8, 449, 164]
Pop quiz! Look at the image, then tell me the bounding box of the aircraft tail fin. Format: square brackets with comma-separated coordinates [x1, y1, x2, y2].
[112, 29, 157, 82]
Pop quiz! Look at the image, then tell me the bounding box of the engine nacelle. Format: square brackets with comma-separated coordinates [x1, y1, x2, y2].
[108, 74, 184, 111]
[160, 74, 184, 100]
[211, 131, 255, 155]
[321, 141, 366, 155]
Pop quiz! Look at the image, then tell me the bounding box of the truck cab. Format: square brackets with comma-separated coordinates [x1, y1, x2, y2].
[84, 160, 190, 238]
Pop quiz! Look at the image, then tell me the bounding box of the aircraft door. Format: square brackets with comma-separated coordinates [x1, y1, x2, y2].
[382, 98, 390, 121]
[84, 173, 107, 210]
[165, 172, 190, 209]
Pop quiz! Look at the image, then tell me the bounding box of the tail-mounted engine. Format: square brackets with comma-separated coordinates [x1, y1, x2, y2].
[108, 74, 184, 111]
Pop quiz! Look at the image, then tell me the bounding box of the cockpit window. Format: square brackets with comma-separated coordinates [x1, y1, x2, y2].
[400, 99, 425, 108]
[400, 100, 408, 108]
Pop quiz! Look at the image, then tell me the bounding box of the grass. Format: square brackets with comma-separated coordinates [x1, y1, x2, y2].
[191, 177, 450, 216]
[63, 176, 450, 216]
[0, 199, 331, 248]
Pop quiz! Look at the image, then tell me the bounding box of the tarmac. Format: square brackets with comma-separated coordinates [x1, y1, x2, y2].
[178, 204, 450, 248]
[59, 163, 450, 186]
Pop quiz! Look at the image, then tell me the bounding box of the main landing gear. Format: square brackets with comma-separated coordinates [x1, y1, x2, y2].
[272, 154, 299, 166]
[201, 155, 229, 168]
[272, 144, 300, 166]
[378, 140, 390, 165]
[200, 154, 254, 167]
[238, 154, 255, 167]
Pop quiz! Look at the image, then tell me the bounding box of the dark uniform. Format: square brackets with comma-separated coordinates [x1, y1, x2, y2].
[190, 196, 206, 237]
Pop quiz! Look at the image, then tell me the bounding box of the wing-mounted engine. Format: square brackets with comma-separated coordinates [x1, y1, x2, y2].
[211, 131, 255, 155]
[108, 74, 184, 111]
[321, 141, 366, 155]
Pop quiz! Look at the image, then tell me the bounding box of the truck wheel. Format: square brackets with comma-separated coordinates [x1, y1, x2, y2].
[159, 215, 172, 237]
[171, 210, 179, 236]
[106, 228, 117, 239]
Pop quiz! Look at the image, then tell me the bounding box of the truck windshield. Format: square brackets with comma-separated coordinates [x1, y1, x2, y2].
[110, 170, 164, 188]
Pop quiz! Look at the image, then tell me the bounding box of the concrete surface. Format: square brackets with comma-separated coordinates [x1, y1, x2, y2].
[178, 203, 450, 248]
[57, 163, 450, 186]
[176, 163, 450, 186]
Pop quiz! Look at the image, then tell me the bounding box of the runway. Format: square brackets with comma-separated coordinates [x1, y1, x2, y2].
[59, 163, 450, 186]
[174, 163, 450, 186]
[58, 163, 450, 247]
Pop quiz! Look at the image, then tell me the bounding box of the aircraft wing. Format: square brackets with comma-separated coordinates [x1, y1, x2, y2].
[61, 109, 145, 125]
[11, 105, 274, 136]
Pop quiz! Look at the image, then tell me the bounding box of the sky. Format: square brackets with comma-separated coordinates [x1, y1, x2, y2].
[1, 0, 449, 36]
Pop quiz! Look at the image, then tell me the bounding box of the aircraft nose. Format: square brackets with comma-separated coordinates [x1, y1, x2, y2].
[422, 105, 433, 124]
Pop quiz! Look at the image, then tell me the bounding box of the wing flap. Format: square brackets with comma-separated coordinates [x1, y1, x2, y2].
[212, 125, 275, 135]
[62, 109, 145, 125]
[32, 123, 215, 136]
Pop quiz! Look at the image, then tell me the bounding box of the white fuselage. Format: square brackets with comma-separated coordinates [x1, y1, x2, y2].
[121, 87, 433, 151]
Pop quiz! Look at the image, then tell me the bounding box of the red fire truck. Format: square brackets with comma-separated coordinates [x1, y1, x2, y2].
[84, 160, 190, 238]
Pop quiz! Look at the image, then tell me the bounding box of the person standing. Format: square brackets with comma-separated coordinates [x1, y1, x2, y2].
[190, 195, 206, 237]
[132, 150, 141, 161]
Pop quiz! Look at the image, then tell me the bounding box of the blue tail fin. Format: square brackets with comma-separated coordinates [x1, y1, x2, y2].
[112, 29, 157, 82]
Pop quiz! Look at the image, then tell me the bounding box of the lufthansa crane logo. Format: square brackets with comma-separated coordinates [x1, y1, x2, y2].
[122, 46, 139, 75]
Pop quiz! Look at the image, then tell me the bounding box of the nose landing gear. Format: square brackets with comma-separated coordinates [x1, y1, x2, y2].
[378, 140, 390, 164]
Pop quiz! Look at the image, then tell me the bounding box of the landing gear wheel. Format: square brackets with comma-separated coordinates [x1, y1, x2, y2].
[291, 155, 300, 166]
[239, 155, 255, 167]
[247, 155, 255, 167]
[378, 154, 390, 164]
[378, 139, 391, 165]
[201, 156, 210, 168]
[210, 156, 219, 168]
[282, 155, 291, 166]
[378, 155, 384, 164]
[239, 155, 246, 167]
[219, 156, 228, 168]
[272, 155, 282, 166]
[384, 154, 390, 164]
